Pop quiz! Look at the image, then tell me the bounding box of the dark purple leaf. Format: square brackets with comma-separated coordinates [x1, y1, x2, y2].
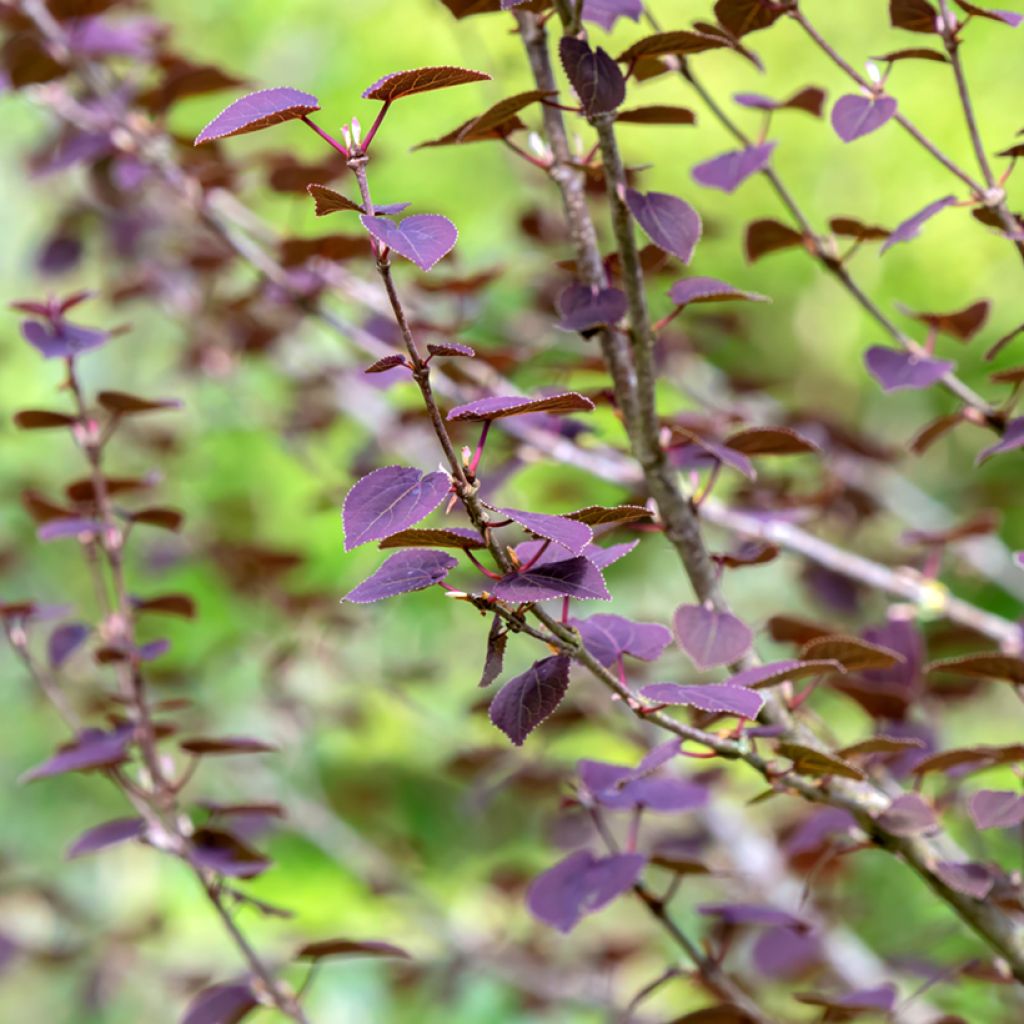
[615, 104, 697, 125]
[692, 142, 776, 193]
[489, 655, 572, 745]
[831, 94, 898, 142]
[640, 683, 765, 718]
[20, 726, 134, 783]
[976, 417, 1024, 464]
[578, 759, 707, 811]
[378, 527, 484, 551]
[881, 195, 957, 252]
[362, 66, 490, 103]
[667, 430, 757, 480]
[865, 346, 954, 392]
[625, 189, 702, 264]
[48, 622, 90, 668]
[566, 505, 653, 527]
[500, 507, 592, 555]
[13, 409, 78, 430]
[180, 736, 277, 756]
[674, 605, 753, 669]
[296, 938, 411, 960]
[447, 392, 595, 421]
[582, 0, 643, 30]
[67, 817, 145, 859]
[342, 465, 450, 550]
[21, 318, 108, 359]
[360, 213, 457, 271]
[492, 556, 611, 602]
[480, 615, 508, 688]
[559, 37, 625, 116]
[969, 790, 1024, 829]
[527, 849, 645, 932]
[715, 0, 786, 37]
[37, 516, 102, 542]
[190, 828, 270, 878]
[365, 355, 407, 374]
[194, 87, 320, 144]
[344, 549, 457, 604]
[571, 614, 672, 667]
[667, 276, 769, 308]
[181, 982, 258, 1024]
[557, 284, 628, 331]
[427, 341, 475, 358]
[699, 903, 806, 929]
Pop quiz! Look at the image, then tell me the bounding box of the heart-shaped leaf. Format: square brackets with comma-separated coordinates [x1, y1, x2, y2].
[616, 104, 696, 125]
[715, 0, 786, 36]
[674, 605, 753, 669]
[625, 189, 702, 263]
[378, 527, 485, 551]
[745, 219, 807, 262]
[865, 347, 954, 392]
[557, 284, 628, 331]
[345, 549, 458, 604]
[499, 508, 593, 555]
[21, 319, 109, 359]
[571, 614, 672, 667]
[692, 142, 776, 193]
[527, 849, 645, 932]
[490, 655, 572, 745]
[194, 87, 319, 144]
[832, 93, 898, 143]
[493, 557, 611, 602]
[342, 465, 450, 551]
[360, 213, 457, 271]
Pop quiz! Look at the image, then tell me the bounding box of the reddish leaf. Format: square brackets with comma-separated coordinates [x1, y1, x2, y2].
[98, 391, 182, 415]
[194, 87, 320, 144]
[725, 426, 820, 455]
[378, 527, 485, 551]
[363, 66, 490, 103]
[181, 983, 258, 1024]
[925, 653, 1024, 683]
[715, 0, 785, 37]
[745, 219, 807, 262]
[800, 635, 905, 671]
[952, 0, 1023, 26]
[616, 105, 696, 125]
[180, 736, 277, 756]
[446, 392, 595, 421]
[726, 659, 845, 689]
[565, 504, 652, 526]
[296, 938, 410, 960]
[134, 594, 196, 618]
[616, 31, 728, 63]
[14, 409, 77, 430]
[130, 507, 184, 532]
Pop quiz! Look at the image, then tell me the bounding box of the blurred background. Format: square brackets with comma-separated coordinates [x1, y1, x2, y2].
[2, 1, 1023, 1021]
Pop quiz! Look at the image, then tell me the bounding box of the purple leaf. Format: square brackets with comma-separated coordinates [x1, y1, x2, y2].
[527, 849, 645, 932]
[674, 604, 753, 669]
[517, 539, 635, 570]
[67, 817, 145, 859]
[342, 465, 450, 551]
[864, 347, 954, 392]
[692, 142, 776, 193]
[625, 189, 702, 264]
[969, 790, 1024, 829]
[797, 983, 899, 1013]
[480, 615, 508, 688]
[489, 655, 571, 745]
[360, 213, 457, 271]
[976, 417, 1024, 464]
[571, 614, 672, 667]
[500, 508, 592, 555]
[447, 392, 595, 421]
[362, 66, 490, 103]
[734, 87, 826, 117]
[753, 926, 822, 979]
[583, 540, 638, 568]
[493, 557, 611, 602]
[21, 319, 108, 359]
[934, 861, 995, 899]
[831, 94, 898, 142]
[699, 903, 806, 929]
[578, 759, 707, 811]
[37, 517, 102, 542]
[296, 938, 411, 960]
[667, 430, 757, 480]
[667, 276, 769, 308]
[582, 0, 643, 31]
[640, 682, 765, 719]
[194, 87, 320, 145]
[953, 0, 1023, 27]
[47, 622, 90, 667]
[559, 37, 625, 116]
[344, 549, 457, 604]
[557, 284, 628, 331]
[876, 793, 938, 835]
[881, 195, 957, 252]
[181, 983, 258, 1024]
[20, 726, 134, 783]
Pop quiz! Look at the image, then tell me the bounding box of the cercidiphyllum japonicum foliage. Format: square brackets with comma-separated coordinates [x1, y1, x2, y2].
[3, 0, 1024, 1022]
